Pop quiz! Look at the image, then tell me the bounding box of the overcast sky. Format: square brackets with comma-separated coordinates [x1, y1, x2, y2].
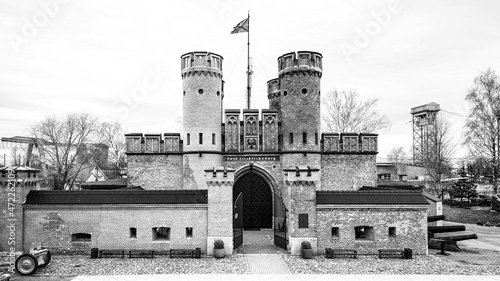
[1, 0, 500, 163]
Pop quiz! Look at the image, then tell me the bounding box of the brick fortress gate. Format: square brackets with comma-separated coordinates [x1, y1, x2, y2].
[17, 50, 429, 256]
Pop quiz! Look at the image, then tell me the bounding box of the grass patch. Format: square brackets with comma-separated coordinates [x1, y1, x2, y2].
[443, 204, 500, 224]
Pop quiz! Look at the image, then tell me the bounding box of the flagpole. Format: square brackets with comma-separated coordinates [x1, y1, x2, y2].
[246, 11, 251, 109]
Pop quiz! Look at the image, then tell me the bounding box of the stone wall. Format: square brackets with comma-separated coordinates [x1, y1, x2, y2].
[316, 207, 428, 255]
[127, 155, 183, 189]
[321, 154, 377, 190]
[23, 205, 208, 254]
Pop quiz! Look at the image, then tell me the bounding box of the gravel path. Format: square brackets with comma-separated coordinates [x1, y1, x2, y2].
[2, 255, 249, 277]
[3, 252, 500, 277]
[282, 254, 500, 275]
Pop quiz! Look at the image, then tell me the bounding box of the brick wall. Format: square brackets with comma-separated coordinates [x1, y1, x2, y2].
[23, 205, 208, 254]
[183, 154, 222, 190]
[127, 155, 183, 189]
[321, 154, 377, 190]
[316, 207, 428, 255]
[0, 181, 37, 253]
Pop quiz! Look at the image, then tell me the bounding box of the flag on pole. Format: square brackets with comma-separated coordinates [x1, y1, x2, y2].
[231, 17, 249, 34]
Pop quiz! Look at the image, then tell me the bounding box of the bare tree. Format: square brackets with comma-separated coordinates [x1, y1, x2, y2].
[98, 121, 126, 177]
[322, 89, 390, 133]
[387, 146, 410, 176]
[28, 113, 100, 190]
[464, 68, 500, 193]
[423, 115, 457, 199]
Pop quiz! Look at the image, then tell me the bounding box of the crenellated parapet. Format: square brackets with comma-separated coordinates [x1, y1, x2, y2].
[204, 166, 235, 186]
[181, 51, 223, 79]
[322, 133, 378, 153]
[284, 166, 320, 186]
[125, 133, 181, 153]
[278, 51, 322, 79]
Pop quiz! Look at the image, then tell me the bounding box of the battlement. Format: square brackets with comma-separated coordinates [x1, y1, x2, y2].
[125, 133, 181, 153]
[322, 133, 378, 153]
[181, 51, 223, 78]
[277, 51, 322, 77]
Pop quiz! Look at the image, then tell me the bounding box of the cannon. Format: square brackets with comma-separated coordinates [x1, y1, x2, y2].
[427, 215, 445, 222]
[428, 225, 466, 234]
[429, 231, 478, 252]
[434, 231, 478, 242]
[15, 248, 51, 275]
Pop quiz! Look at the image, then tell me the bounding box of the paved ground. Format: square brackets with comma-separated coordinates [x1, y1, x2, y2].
[236, 229, 286, 255]
[440, 221, 500, 266]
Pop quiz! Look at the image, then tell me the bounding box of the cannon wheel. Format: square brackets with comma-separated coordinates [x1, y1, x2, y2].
[38, 250, 51, 268]
[15, 254, 38, 275]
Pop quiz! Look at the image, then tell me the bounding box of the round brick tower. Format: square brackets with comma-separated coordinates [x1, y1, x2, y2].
[181, 51, 224, 189]
[181, 51, 223, 152]
[277, 51, 323, 152]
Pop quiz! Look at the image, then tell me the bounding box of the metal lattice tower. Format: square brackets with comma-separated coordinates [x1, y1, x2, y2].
[411, 102, 440, 166]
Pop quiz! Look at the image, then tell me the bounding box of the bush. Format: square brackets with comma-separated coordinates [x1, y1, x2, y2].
[214, 239, 224, 249]
[301, 241, 311, 249]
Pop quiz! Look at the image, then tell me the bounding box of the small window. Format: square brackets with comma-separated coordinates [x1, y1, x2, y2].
[212, 133, 215, 145]
[187, 133, 190, 145]
[152, 227, 170, 241]
[199, 133, 203, 145]
[377, 173, 391, 180]
[283, 91, 288, 96]
[355, 226, 374, 240]
[298, 214, 308, 229]
[315, 133, 318, 145]
[289, 133, 294, 145]
[71, 233, 91, 242]
[331, 227, 339, 238]
[130, 227, 137, 239]
[389, 227, 396, 238]
[301, 88, 308, 94]
[217, 91, 220, 96]
[303, 132, 307, 144]
[198, 89, 203, 94]
[186, 227, 193, 238]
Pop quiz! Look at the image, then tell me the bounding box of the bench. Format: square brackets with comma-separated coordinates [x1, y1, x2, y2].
[99, 249, 125, 258]
[128, 250, 154, 258]
[169, 248, 201, 258]
[378, 249, 404, 259]
[325, 248, 357, 259]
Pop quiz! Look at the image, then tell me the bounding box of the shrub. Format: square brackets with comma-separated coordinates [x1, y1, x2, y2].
[214, 239, 224, 249]
[301, 240, 311, 249]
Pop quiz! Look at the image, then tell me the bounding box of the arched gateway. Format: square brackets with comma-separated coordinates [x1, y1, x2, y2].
[232, 165, 287, 250]
[233, 172, 272, 229]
